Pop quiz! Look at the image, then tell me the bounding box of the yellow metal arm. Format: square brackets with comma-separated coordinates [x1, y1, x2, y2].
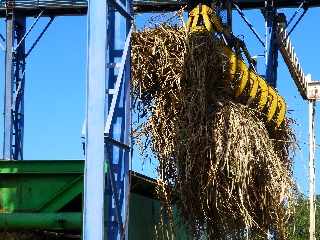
[187, 3, 287, 127]
[224, 46, 286, 127]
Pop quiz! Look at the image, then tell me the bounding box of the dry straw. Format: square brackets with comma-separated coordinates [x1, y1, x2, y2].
[132, 19, 296, 239]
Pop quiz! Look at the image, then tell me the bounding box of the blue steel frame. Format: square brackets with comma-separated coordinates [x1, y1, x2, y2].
[264, 1, 308, 89]
[104, 0, 132, 238]
[83, 0, 132, 239]
[3, 8, 54, 160]
[3, 14, 26, 160]
[12, 16, 26, 160]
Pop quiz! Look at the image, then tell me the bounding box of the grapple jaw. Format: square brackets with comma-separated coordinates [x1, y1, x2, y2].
[186, 4, 223, 33]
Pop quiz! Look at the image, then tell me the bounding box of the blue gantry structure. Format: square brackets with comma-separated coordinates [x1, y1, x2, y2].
[0, 0, 319, 239]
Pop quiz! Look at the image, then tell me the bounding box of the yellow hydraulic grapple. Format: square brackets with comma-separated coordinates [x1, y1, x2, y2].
[186, 4, 286, 127]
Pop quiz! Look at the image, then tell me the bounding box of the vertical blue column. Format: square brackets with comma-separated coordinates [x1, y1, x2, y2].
[265, 19, 278, 87]
[3, 16, 14, 160]
[84, 0, 132, 238]
[265, 1, 278, 87]
[83, 0, 107, 239]
[13, 16, 26, 160]
[3, 14, 26, 160]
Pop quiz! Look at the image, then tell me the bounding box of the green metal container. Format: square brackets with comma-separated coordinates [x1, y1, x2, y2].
[0, 160, 190, 239]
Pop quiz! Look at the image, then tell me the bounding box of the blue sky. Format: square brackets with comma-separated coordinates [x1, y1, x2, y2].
[0, 7, 318, 194]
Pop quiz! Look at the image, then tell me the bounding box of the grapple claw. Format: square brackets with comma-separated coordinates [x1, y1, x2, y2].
[187, 4, 223, 33]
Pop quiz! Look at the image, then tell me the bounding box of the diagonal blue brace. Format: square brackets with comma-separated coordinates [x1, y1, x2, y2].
[105, 27, 132, 135]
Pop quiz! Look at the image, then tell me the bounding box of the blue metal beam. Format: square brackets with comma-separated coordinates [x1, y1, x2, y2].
[83, 0, 107, 239]
[1, 0, 320, 17]
[133, 0, 320, 12]
[234, 2, 265, 47]
[25, 17, 55, 58]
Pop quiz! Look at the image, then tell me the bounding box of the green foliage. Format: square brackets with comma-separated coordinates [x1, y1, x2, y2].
[288, 194, 320, 239]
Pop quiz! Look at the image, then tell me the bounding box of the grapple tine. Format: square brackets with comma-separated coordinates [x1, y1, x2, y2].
[248, 71, 259, 102]
[257, 77, 269, 110]
[235, 59, 249, 97]
[266, 87, 279, 122]
[275, 96, 286, 128]
[224, 47, 237, 78]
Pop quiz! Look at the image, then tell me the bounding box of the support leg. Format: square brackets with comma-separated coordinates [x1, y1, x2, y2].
[3, 15, 25, 160]
[308, 100, 316, 240]
[3, 16, 14, 160]
[82, 0, 107, 239]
